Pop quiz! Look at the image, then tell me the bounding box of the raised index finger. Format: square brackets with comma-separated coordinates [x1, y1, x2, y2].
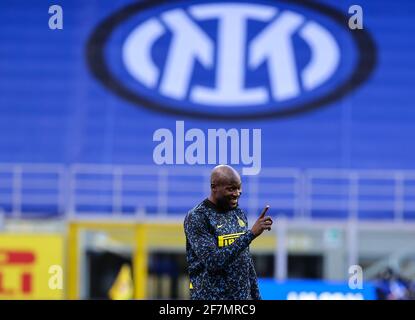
[259, 205, 270, 219]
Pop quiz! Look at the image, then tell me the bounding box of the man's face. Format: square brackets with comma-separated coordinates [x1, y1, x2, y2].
[213, 178, 242, 210]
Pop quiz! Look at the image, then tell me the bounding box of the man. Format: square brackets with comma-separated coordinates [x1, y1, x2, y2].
[184, 165, 273, 300]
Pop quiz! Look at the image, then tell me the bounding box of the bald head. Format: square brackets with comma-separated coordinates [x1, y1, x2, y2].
[209, 165, 242, 210]
[210, 165, 241, 186]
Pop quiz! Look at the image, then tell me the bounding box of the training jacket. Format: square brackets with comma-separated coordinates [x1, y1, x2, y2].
[184, 198, 261, 300]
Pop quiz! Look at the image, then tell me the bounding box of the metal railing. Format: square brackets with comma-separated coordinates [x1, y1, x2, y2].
[0, 163, 415, 221]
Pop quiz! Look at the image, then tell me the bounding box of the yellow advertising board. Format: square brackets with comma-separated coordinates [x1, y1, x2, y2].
[0, 234, 64, 299]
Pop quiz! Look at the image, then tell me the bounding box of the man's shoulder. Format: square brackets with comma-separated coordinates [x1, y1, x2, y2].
[236, 206, 248, 218]
[184, 199, 209, 222]
[188, 199, 208, 214]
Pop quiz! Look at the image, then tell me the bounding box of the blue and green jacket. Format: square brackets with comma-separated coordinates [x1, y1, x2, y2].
[184, 198, 261, 300]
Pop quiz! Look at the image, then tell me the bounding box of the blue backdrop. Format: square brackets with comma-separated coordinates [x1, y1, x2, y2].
[0, 0, 414, 169]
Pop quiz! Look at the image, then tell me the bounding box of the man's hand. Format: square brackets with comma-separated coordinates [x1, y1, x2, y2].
[251, 205, 273, 238]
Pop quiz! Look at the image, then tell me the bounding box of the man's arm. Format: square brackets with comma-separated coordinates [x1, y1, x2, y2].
[184, 211, 255, 273]
[242, 211, 261, 300]
[249, 256, 261, 300]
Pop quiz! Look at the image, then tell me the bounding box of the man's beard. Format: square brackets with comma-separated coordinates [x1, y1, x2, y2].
[216, 196, 237, 211]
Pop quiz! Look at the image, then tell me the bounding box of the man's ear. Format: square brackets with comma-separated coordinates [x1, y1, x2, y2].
[211, 183, 216, 191]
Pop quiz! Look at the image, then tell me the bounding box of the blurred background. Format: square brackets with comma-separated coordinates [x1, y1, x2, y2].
[0, 0, 414, 300]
